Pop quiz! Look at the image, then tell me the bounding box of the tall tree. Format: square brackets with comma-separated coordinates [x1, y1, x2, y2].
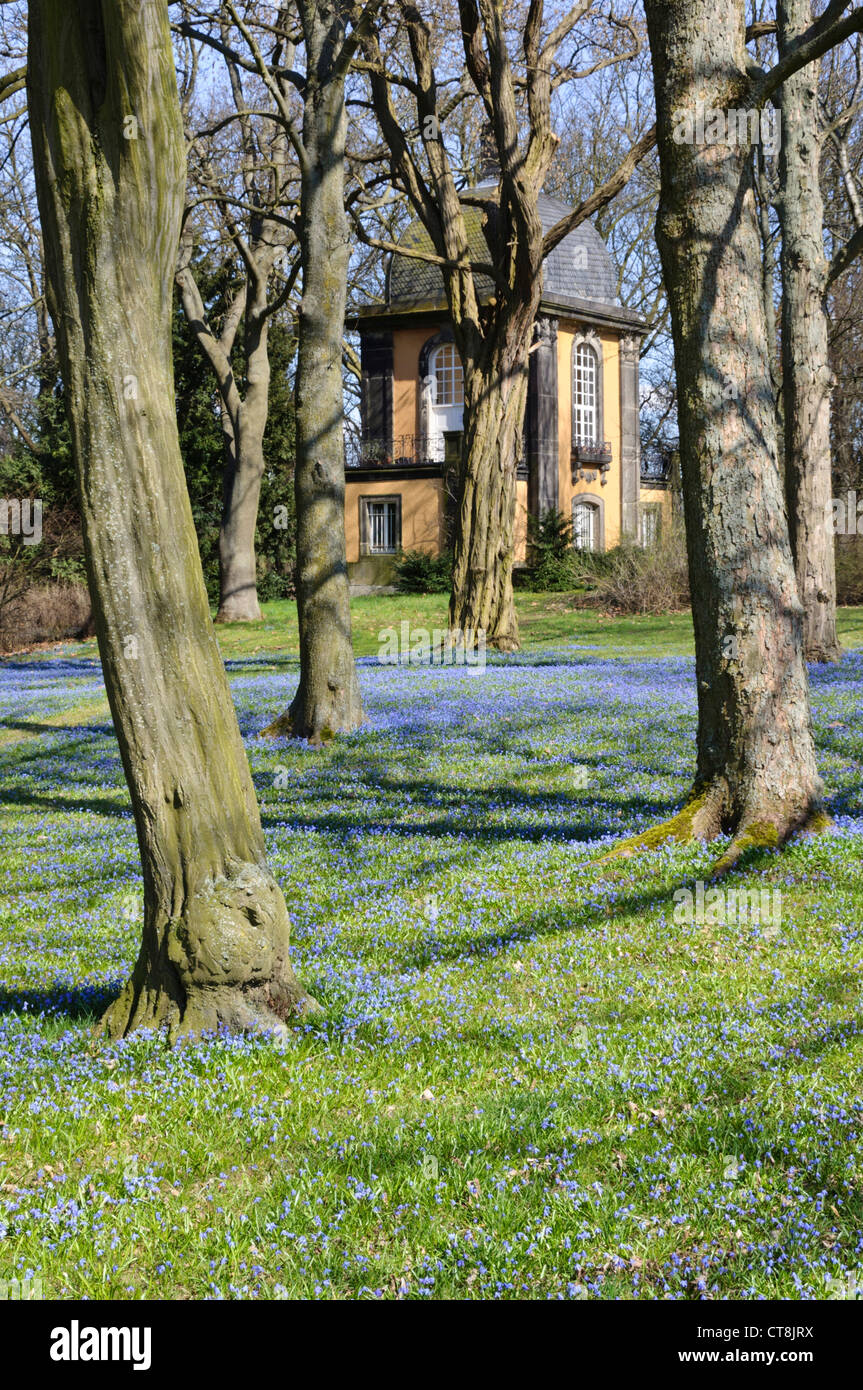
[365, 0, 655, 650]
[176, 9, 300, 622]
[28, 0, 315, 1036]
[778, 0, 841, 663]
[179, 0, 372, 741]
[629, 0, 862, 868]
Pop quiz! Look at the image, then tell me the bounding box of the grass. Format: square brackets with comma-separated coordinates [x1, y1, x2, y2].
[0, 599, 862, 1299]
[19, 594, 863, 665]
[210, 594, 705, 662]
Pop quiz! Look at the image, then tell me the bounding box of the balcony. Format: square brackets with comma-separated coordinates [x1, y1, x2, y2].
[640, 451, 675, 484]
[347, 431, 527, 475]
[346, 433, 460, 470]
[571, 439, 612, 470]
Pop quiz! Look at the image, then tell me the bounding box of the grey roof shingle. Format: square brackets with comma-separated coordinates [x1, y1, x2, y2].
[386, 187, 620, 309]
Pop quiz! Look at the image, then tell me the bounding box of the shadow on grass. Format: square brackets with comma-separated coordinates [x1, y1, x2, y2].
[0, 981, 122, 1023]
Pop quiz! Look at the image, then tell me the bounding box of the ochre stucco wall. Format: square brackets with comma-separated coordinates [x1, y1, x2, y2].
[515, 477, 529, 564]
[344, 475, 443, 564]
[638, 483, 674, 536]
[557, 322, 622, 550]
[392, 325, 443, 443]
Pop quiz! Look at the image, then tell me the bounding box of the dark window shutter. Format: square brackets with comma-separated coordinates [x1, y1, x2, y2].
[360, 331, 393, 449]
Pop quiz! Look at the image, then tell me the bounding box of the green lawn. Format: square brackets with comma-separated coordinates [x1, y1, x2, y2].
[32, 594, 863, 665]
[211, 596, 863, 662]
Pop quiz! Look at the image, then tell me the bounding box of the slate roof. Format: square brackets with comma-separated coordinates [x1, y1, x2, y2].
[385, 186, 621, 309]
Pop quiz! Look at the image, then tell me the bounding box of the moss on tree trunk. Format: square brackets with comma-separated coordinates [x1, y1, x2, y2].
[28, 0, 315, 1037]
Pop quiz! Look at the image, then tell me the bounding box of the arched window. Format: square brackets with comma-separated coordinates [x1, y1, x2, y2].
[573, 496, 603, 552]
[573, 343, 599, 445]
[431, 342, 464, 406]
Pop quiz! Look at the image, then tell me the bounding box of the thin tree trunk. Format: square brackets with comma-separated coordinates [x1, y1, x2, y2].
[637, 0, 823, 868]
[778, 0, 842, 663]
[28, 0, 315, 1036]
[263, 11, 362, 742]
[214, 310, 270, 624]
[755, 142, 781, 406]
[216, 427, 265, 625]
[176, 252, 268, 625]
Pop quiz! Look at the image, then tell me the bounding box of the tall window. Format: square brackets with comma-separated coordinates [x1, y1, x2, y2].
[573, 498, 600, 552]
[364, 498, 400, 554]
[432, 343, 464, 406]
[641, 505, 660, 548]
[573, 343, 598, 445]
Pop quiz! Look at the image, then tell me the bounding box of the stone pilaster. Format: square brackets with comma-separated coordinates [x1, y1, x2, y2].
[619, 333, 641, 539]
[527, 315, 559, 520]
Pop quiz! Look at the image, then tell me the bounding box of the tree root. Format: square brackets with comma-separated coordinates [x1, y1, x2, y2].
[97, 863, 321, 1042]
[710, 808, 830, 878]
[259, 710, 296, 740]
[590, 784, 830, 880]
[258, 708, 336, 745]
[487, 632, 520, 654]
[591, 788, 723, 867]
[259, 682, 359, 744]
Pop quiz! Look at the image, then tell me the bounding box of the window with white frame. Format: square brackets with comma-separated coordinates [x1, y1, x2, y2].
[573, 343, 599, 445]
[431, 342, 464, 406]
[363, 497, 400, 554]
[573, 498, 600, 552]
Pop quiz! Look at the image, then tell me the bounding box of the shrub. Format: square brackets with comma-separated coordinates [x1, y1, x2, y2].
[0, 580, 92, 653]
[394, 548, 452, 594]
[576, 519, 690, 614]
[0, 499, 90, 650]
[519, 509, 581, 591]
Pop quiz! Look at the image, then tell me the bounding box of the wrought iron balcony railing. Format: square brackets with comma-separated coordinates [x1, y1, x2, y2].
[347, 433, 459, 469]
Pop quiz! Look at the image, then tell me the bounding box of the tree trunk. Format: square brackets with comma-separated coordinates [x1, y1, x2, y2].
[263, 20, 362, 742]
[449, 351, 527, 651]
[778, 0, 842, 663]
[176, 251, 269, 626]
[214, 336, 269, 625]
[28, 0, 315, 1036]
[639, 0, 822, 867]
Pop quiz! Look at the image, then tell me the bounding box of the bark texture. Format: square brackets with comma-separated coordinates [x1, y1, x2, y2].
[450, 330, 532, 652]
[264, 1, 363, 741]
[778, 0, 841, 663]
[643, 0, 822, 865]
[28, 0, 315, 1036]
